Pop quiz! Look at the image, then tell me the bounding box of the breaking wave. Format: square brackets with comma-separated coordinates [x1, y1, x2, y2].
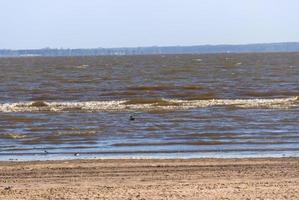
[0, 97, 298, 112]
[0, 133, 26, 139]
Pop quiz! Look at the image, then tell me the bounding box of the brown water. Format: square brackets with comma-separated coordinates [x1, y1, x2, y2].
[1, 53, 299, 160]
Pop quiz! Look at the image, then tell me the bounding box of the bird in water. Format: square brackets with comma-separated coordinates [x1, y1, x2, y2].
[74, 153, 80, 156]
[129, 115, 135, 121]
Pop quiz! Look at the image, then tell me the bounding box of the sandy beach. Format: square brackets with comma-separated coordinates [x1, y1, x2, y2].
[0, 158, 298, 200]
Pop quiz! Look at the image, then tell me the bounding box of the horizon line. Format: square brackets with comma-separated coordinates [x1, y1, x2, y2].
[1, 41, 299, 51]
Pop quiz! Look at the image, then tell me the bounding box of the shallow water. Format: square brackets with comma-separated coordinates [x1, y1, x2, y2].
[1, 53, 299, 160]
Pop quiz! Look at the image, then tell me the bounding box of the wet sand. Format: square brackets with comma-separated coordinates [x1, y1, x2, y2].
[0, 158, 298, 200]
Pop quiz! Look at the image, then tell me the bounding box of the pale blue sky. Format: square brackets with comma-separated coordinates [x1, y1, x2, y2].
[0, 0, 299, 49]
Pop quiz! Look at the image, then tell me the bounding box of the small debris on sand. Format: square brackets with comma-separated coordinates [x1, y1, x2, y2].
[4, 186, 12, 191]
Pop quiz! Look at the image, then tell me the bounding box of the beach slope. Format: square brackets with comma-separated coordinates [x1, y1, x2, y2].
[0, 158, 298, 199]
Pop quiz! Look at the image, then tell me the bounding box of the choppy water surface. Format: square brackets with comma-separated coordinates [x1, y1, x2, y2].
[1, 53, 299, 160]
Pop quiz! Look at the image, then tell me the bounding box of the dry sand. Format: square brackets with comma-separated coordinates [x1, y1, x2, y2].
[0, 158, 298, 200]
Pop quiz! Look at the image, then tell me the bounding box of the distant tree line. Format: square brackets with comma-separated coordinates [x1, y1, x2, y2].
[1, 42, 299, 57]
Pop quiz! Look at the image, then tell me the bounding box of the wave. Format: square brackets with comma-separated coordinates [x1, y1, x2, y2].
[126, 85, 203, 91]
[242, 91, 299, 97]
[0, 133, 26, 139]
[112, 141, 299, 147]
[0, 96, 298, 112]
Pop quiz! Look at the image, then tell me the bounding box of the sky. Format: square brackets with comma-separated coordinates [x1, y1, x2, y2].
[0, 0, 299, 49]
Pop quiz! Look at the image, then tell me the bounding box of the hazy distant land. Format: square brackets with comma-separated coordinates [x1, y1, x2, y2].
[1, 42, 299, 57]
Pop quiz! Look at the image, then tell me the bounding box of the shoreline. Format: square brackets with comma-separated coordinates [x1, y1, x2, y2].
[1, 150, 298, 162]
[1, 157, 298, 199]
[1, 154, 299, 162]
[1, 156, 298, 163]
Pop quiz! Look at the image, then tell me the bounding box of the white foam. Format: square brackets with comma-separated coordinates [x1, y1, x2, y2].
[0, 97, 298, 112]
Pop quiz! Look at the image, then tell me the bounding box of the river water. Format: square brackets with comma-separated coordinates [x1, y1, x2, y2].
[0, 53, 299, 160]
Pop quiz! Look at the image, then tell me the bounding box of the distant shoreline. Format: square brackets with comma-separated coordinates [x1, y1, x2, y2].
[1, 42, 299, 57]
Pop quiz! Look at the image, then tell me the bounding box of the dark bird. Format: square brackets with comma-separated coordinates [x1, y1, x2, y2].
[44, 150, 49, 154]
[129, 115, 135, 121]
[74, 153, 80, 156]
